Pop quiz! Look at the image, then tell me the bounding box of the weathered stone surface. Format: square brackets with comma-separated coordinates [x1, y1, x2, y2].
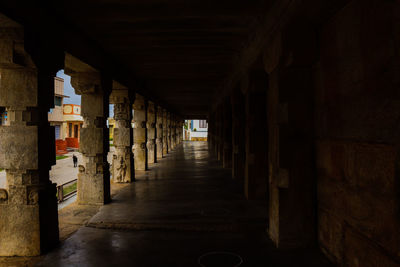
[111, 93, 133, 183]
[0, 204, 40, 256]
[133, 95, 147, 170]
[0, 68, 37, 107]
[162, 109, 168, 154]
[156, 106, 163, 159]
[67, 68, 110, 205]
[147, 102, 156, 164]
[79, 128, 103, 155]
[0, 35, 59, 256]
[166, 112, 171, 152]
[313, 1, 400, 264]
[77, 172, 106, 205]
[0, 126, 38, 170]
[114, 128, 130, 147]
[244, 73, 268, 201]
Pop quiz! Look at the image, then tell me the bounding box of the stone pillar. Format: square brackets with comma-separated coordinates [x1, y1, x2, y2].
[110, 83, 134, 183]
[0, 29, 59, 255]
[170, 115, 176, 150]
[147, 101, 156, 164]
[244, 70, 268, 201]
[66, 70, 111, 205]
[167, 112, 172, 151]
[212, 112, 219, 155]
[217, 105, 224, 161]
[176, 119, 182, 144]
[163, 108, 168, 154]
[222, 97, 232, 168]
[267, 24, 316, 248]
[231, 87, 246, 182]
[133, 94, 147, 170]
[156, 106, 163, 159]
[208, 113, 215, 151]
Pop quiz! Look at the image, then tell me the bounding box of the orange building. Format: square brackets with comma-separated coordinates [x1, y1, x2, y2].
[63, 104, 84, 149]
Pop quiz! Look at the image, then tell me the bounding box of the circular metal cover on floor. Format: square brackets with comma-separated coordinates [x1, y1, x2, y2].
[198, 251, 243, 267]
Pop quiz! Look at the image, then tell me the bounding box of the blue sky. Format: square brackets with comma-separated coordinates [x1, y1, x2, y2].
[56, 70, 114, 117]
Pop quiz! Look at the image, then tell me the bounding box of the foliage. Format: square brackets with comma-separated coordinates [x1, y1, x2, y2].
[63, 182, 77, 196]
[194, 128, 197, 131]
[56, 155, 68, 160]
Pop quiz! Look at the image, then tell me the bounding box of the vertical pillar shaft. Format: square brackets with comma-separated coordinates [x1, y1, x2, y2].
[231, 88, 246, 182]
[0, 37, 59, 255]
[167, 112, 171, 151]
[133, 95, 147, 170]
[68, 72, 111, 205]
[147, 101, 156, 164]
[163, 109, 168, 154]
[208, 113, 215, 151]
[244, 72, 268, 201]
[222, 97, 232, 168]
[268, 25, 316, 248]
[177, 120, 180, 144]
[156, 106, 163, 159]
[171, 115, 176, 150]
[217, 106, 224, 161]
[110, 85, 134, 183]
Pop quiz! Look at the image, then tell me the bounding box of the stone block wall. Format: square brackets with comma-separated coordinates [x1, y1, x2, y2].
[314, 1, 400, 265]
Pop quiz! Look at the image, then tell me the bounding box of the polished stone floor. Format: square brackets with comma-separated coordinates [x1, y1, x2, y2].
[37, 141, 333, 267]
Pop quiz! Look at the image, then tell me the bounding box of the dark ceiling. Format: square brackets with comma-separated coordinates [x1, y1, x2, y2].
[57, 0, 268, 117]
[0, 1, 269, 117]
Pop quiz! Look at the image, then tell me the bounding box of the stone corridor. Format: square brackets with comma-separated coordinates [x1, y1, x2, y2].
[1, 1, 400, 266]
[37, 142, 331, 267]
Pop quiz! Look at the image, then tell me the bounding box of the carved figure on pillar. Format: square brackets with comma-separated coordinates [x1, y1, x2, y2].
[110, 84, 134, 183]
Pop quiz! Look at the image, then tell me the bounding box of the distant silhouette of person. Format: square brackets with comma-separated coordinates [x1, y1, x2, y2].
[73, 154, 78, 168]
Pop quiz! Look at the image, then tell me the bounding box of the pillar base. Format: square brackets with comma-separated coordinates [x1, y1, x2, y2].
[77, 169, 111, 205]
[0, 184, 59, 256]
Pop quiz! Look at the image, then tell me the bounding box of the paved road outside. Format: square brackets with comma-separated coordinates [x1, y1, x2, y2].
[0, 147, 115, 188]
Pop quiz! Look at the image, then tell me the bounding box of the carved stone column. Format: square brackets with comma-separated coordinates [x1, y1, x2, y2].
[244, 70, 268, 201]
[110, 83, 134, 183]
[65, 68, 111, 205]
[231, 87, 246, 182]
[222, 97, 232, 168]
[167, 112, 172, 151]
[156, 106, 163, 159]
[217, 105, 224, 161]
[170, 115, 176, 150]
[176, 119, 182, 144]
[133, 94, 147, 170]
[208, 113, 216, 151]
[267, 24, 316, 248]
[163, 108, 168, 154]
[0, 27, 59, 256]
[147, 101, 156, 164]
